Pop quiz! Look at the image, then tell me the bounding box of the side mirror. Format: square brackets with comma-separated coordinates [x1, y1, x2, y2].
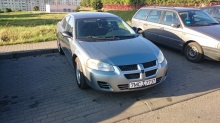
[62, 31, 72, 38]
[132, 27, 138, 33]
[171, 24, 180, 28]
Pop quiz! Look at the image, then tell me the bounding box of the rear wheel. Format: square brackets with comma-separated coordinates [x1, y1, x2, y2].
[184, 42, 204, 63]
[57, 40, 64, 55]
[75, 57, 89, 89]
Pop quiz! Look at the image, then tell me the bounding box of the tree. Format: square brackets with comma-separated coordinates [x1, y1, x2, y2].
[80, 0, 91, 7]
[33, 6, 39, 11]
[92, 0, 103, 10]
[76, 6, 80, 12]
[4, 8, 12, 12]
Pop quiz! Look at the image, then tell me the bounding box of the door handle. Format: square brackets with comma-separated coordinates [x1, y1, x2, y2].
[144, 24, 148, 26]
[160, 27, 164, 30]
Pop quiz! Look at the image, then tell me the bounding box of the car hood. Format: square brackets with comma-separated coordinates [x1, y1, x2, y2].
[188, 25, 220, 41]
[78, 37, 158, 66]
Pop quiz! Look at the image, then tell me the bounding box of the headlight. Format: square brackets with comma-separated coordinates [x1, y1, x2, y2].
[86, 59, 114, 72]
[157, 50, 165, 64]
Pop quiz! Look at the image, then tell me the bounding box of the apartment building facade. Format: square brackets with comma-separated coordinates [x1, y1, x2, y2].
[0, 0, 81, 11]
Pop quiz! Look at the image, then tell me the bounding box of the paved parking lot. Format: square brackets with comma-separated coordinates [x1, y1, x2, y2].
[0, 46, 220, 123]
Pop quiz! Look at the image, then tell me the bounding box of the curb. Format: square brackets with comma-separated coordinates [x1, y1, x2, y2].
[0, 49, 58, 60]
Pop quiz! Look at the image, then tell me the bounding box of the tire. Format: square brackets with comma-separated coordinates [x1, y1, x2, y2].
[75, 57, 89, 89]
[184, 42, 204, 63]
[57, 40, 64, 55]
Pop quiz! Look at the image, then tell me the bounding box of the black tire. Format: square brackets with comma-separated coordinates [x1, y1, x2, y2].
[57, 40, 64, 55]
[75, 58, 89, 89]
[184, 42, 204, 63]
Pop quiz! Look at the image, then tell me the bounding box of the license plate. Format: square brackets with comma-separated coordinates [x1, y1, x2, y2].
[129, 78, 156, 89]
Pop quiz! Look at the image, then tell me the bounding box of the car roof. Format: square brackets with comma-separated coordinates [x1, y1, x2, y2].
[140, 6, 200, 12]
[67, 12, 119, 19]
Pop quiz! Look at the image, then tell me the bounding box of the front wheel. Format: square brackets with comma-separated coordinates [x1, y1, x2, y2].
[184, 42, 204, 63]
[75, 58, 89, 89]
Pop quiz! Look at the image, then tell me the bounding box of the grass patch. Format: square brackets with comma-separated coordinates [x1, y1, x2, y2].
[0, 12, 66, 46]
[0, 25, 56, 45]
[0, 10, 136, 46]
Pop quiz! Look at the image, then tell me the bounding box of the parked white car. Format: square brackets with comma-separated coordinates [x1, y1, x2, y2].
[132, 6, 220, 62]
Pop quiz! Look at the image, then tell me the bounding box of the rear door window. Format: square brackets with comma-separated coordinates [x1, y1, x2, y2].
[161, 11, 180, 25]
[202, 8, 213, 15]
[147, 10, 162, 23]
[213, 7, 220, 18]
[133, 9, 151, 20]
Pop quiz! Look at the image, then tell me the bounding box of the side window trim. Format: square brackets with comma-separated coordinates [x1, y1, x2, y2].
[159, 10, 165, 24]
[145, 9, 152, 20]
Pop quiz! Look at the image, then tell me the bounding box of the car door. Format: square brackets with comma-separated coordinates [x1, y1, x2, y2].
[62, 16, 74, 62]
[158, 11, 183, 49]
[58, 15, 70, 54]
[132, 9, 151, 31]
[144, 9, 163, 43]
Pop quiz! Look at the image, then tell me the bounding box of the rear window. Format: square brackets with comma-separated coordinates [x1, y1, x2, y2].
[133, 9, 150, 20]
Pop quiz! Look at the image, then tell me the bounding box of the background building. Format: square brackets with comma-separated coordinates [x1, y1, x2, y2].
[0, 0, 81, 11]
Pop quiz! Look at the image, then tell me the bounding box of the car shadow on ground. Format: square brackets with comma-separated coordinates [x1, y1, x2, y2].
[0, 47, 220, 123]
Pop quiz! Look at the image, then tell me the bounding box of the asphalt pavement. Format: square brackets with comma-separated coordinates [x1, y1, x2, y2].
[117, 90, 220, 123]
[0, 41, 220, 123]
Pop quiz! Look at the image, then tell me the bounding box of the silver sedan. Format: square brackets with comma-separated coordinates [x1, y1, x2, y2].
[56, 12, 168, 92]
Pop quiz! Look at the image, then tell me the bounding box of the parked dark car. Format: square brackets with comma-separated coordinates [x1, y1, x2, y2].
[132, 6, 220, 62]
[201, 5, 220, 22]
[56, 12, 168, 92]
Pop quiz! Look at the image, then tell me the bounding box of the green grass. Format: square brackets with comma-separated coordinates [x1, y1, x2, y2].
[106, 10, 136, 23]
[0, 12, 66, 46]
[0, 10, 136, 46]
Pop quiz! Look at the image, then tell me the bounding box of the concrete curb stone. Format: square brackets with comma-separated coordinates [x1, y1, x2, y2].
[0, 49, 58, 59]
[0, 41, 57, 59]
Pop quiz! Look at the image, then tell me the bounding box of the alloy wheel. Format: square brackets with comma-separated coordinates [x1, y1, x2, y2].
[75, 63, 81, 85]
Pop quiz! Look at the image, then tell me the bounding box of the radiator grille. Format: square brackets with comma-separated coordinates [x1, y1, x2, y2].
[118, 64, 138, 71]
[145, 69, 157, 77]
[124, 73, 140, 79]
[143, 60, 156, 68]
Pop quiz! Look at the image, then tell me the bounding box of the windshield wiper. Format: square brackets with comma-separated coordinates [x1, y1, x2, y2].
[104, 34, 138, 39]
[77, 36, 104, 39]
[207, 23, 219, 25]
[189, 24, 206, 26]
[86, 36, 103, 39]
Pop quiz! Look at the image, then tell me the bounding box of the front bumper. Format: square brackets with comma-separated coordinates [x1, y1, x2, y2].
[84, 59, 168, 92]
[203, 46, 220, 61]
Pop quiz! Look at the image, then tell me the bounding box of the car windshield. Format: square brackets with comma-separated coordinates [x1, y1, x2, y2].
[76, 17, 137, 40]
[179, 10, 219, 26]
